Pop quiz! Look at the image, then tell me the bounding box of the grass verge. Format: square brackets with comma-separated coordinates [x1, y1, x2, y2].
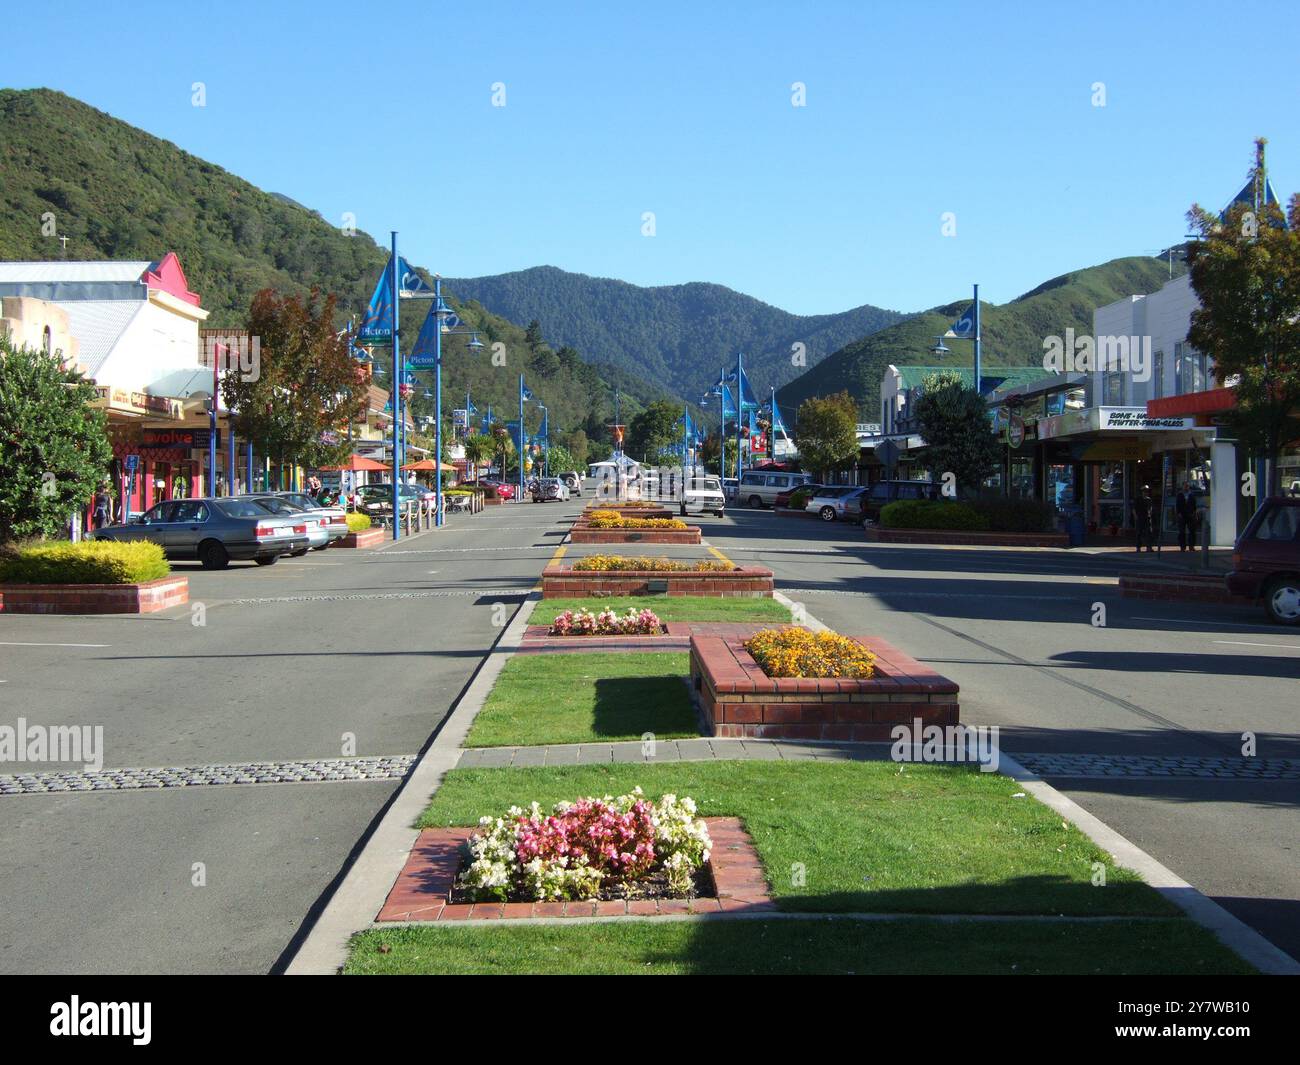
[531, 595, 790, 625]
[463, 652, 699, 747]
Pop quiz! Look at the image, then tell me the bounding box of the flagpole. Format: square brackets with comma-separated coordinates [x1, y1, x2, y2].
[735, 353, 743, 480]
[390, 232, 401, 541]
[434, 277, 444, 528]
[973, 283, 981, 399]
[518, 373, 525, 503]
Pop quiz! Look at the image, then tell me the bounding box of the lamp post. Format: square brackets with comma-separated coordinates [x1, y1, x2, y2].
[537, 404, 548, 477]
[930, 283, 981, 396]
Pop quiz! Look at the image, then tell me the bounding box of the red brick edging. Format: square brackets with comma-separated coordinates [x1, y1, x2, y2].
[865, 527, 1069, 548]
[691, 629, 959, 741]
[1119, 573, 1247, 604]
[336, 528, 386, 548]
[519, 620, 795, 654]
[541, 565, 774, 599]
[0, 575, 189, 615]
[569, 526, 703, 544]
[377, 816, 773, 921]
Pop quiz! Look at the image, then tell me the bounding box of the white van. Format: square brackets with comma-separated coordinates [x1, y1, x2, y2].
[736, 469, 814, 508]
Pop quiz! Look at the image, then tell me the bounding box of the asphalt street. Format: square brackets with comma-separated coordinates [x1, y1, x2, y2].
[0, 497, 574, 974]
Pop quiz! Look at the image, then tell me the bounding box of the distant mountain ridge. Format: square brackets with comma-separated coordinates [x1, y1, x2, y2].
[776, 255, 1186, 419]
[444, 265, 907, 402]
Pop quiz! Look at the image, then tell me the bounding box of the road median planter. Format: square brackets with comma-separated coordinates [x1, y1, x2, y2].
[865, 526, 1068, 548]
[0, 575, 189, 615]
[542, 564, 774, 599]
[1119, 572, 1247, 604]
[691, 630, 959, 740]
[336, 527, 386, 548]
[570, 524, 703, 545]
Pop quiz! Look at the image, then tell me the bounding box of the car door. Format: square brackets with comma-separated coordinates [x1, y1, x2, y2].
[166, 501, 210, 558]
[129, 502, 178, 548]
[1246, 502, 1300, 578]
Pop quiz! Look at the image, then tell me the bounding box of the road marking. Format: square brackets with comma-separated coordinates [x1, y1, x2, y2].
[1132, 616, 1281, 631]
[707, 545, 735, 568]
[1213, 640, 1300, 650]
[534, 543, 568, 590]
[0, 641, 110, 648]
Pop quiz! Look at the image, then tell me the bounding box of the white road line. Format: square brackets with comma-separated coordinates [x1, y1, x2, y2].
[0, 641, 110, 648]
[1213, 640, 1300, 650]
[1131, 616, 1278, 631]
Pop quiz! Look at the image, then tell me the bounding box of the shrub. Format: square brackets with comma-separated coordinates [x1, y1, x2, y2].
[457, 789, 712, 902]
[345, 512, 372, 533]
[744, 627, 876, 679]
[586, 516, 688, 530]
[967, 498, 1057, 533]
[571, 555, 732, 572]
[880, 499, 989, 531]
[0, 540, 170, 584]
[549, 607, 663, 636]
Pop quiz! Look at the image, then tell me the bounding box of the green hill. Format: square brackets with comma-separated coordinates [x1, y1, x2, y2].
[776, 256, 1187, 420]
[443, 265, 907, 402]
[0, 87, 673, 437]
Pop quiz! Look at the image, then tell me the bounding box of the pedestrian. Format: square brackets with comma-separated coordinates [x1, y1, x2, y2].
[1133, 485, 1155, 553]
[1175, 482, 1196, 551]
[92, 488, 110, 530]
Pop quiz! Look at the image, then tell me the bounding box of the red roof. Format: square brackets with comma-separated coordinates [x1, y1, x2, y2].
[1147, 387, 1236, 418]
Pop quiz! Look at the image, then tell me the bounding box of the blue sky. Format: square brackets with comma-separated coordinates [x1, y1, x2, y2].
[3, 0, 1296, 316]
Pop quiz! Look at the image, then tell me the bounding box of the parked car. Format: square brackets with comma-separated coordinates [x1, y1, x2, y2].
[774, 483, 826, 510]
[532, 477, 570, 503]
[558, 471, 583, 496]
[857, 480, 941, 526]
[274, 491, 349, 547]
[353, 483, 430, 520]
[1227, 496, 1300, 625]
[737, 470, 814, 509]
[92, 497, 308, 570]
[680, 475, 726, 518]
[236, 495, 329, 555]
[807, 485, 869, 522]
[722, 477, 739, 503]
[480, 480, 516, 500]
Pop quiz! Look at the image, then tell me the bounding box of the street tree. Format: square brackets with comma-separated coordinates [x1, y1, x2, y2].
[559, 427, 589, 468]
[0, 334, 114, 540]
[222, 289, 366, 486]
[1186, 139, 1300, 496]
[913, 372, 1001, 496]
[627, 400, 684, 464]
[462, 433, 494, 481]
[794, 392, 858, 479]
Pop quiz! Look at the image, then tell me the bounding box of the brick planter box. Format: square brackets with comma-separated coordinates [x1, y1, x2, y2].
[336, 527, 386, 548]
[691, 631, 959, 741]
[0, 575, 189, 615]
[521, 621, 693, 653]
[865, 527, 1068, 548]
[542, 565, 774, 599]
[569, 525, 702, 545]
[1119, 572, 1247, 605]
[584, 504, 674, 520]
[377, 816, 773, 921]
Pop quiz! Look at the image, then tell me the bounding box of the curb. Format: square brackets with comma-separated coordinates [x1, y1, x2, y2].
[283, 590, 540, 975]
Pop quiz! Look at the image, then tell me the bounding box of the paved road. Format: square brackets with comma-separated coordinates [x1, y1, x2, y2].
[698, 506, 1300, 963]
[0, 496, 577, 974]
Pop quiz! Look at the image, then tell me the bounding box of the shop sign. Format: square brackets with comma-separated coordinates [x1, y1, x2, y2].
[1006, 414, 1026, 448]
[1098, 408, 1193, 431]
[141, 428, 221, 449]
[93, 386, 182, 419]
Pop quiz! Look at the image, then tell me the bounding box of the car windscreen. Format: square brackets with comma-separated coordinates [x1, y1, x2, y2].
[215, 499, 273, 518]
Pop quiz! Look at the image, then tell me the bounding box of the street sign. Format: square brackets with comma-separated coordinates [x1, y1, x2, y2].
[875, 439, 901, 472]
[124, 454, 140, 474]
[1007, 415, 1026, 448]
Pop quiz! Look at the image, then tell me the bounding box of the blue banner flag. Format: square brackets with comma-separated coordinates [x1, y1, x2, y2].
[408, 303, 442, 367]
[397, 259, 434, 298]
[521, 384, 534, 401]
[357, 255, 396, 344]
[948, 303, 976, 340]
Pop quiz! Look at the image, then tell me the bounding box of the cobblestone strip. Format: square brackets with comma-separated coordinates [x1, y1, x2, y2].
[1014, 753, 1300, 780]
[0, 755, 416, 795]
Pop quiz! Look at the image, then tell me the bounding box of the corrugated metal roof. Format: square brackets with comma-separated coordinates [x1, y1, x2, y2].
[59, 301, 147, 377]
[0, 261, 152, 283]
[893, 365, 1053, 393]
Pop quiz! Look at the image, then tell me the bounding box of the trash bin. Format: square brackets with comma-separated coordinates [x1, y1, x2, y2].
[1065, 506, 1085, 547]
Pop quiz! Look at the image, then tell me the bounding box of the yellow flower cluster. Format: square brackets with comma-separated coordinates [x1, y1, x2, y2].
[572, 555, 732, 572]
[744, 628, 877, 679]
[586, 517, 688, 530]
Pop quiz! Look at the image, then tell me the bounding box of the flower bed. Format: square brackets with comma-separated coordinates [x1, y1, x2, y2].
[549, 607, 662, 635]
[543, 562, 774, 598]
[456, 790, 711, 903]
[745, 628, 877, 678]
[570, 513, 701, 544]
[691, 628, 959, 740]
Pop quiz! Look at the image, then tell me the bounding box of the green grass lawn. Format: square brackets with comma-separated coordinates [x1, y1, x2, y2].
[419, 762, 1178, 917]
[346, 916, 1252, 975]
[530, 595, 790, 625]
[463, 652, 699, 747]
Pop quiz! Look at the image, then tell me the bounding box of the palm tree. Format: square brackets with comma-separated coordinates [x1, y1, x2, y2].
[462, 434, 493, 483]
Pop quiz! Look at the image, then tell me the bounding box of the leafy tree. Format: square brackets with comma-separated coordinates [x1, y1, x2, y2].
[1186, 139, 1300, 496]
[913, 372, 1001, 496]
[559, 428, 589, 468]
[462, 433, 494, 481]
[222, 289, 366, 485]
[524, 319, 545, 355]
[794, 392, 858, 479]
[627, 400, 685, 464]
[0, 334, 114, 540]
[541, 443, 577, 475]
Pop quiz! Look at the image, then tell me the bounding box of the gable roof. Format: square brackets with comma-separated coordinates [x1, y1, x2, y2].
[891, 364, 1053, 394]
[58, 300, 147, 377]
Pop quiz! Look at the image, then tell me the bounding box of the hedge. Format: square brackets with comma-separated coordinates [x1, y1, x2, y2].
[0, 541, 170, 584]
[346, 513, 373, 533]
[880, 500, 989, 531]
[967, 498, 1057, 534]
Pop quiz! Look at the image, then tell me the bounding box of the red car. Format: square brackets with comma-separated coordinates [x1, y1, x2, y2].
[481, 480, 515, 500]
[1226, 496, 1300, 625]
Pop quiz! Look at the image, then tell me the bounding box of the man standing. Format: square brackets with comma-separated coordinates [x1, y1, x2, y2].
[1133, 485, 1155, 553]
[1175, 483, 1195, 552]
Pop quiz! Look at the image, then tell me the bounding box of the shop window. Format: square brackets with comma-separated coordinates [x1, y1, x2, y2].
[1104, 372, 1124, 405]
[1153, 350, 1164, 399]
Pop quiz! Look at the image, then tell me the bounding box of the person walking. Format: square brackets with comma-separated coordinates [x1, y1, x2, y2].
[92, 488, 110, 530]
[1133, 485, 1155, 553]
[1175, 483, 1196, 552]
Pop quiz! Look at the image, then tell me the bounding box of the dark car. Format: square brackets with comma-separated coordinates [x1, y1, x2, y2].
[775, 483, 825, 510]
[858, 480, 941, 525]
[92, 497, 308, 570]
[1226, 497, 1300, 625]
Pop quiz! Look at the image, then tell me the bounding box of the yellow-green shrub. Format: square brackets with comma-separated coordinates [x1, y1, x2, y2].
[572, 555, 731, 572]
[346, 512, 373, 533]
[586, 517, 688, 530]
[0, 540, 170, 584]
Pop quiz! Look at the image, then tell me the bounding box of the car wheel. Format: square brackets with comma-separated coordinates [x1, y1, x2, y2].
[1263, 576, 1300, 625]
[819, 506, 836, 522]
[714, 510, 724, 518]
[290, 548, 309, 557]
[255, 555, 279, 567]
[198, 540, 229, 570]
[748, 495, 762, 509]
[311, 544, 329, 551]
